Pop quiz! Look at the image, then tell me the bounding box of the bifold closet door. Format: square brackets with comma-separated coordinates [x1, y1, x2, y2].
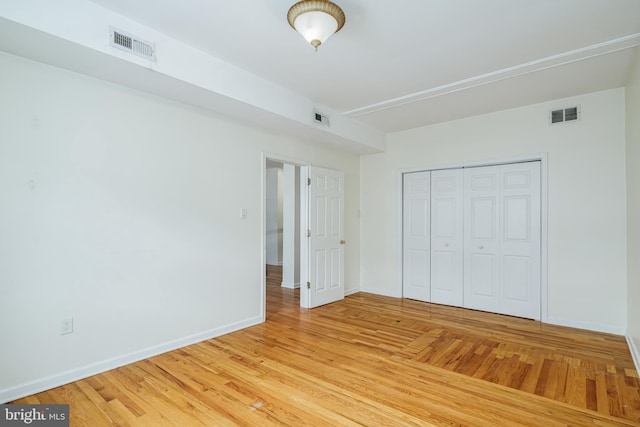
[430, 169, 463, 306]
[402, 171, 431, 302]
[463, 162, 541, 320]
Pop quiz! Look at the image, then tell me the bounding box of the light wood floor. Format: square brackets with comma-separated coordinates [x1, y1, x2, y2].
[13, 266, 640, 426]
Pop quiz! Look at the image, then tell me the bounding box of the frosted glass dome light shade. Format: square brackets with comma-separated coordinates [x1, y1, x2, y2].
[287, 0, 346, 50]
[294, 11, 338, 47]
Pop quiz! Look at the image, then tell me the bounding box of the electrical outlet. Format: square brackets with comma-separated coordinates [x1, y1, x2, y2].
[60, 317, 73, 335]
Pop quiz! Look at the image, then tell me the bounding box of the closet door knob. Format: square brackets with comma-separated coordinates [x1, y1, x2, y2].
[444, 243, 449, 247]
[479, 245, 484, 250]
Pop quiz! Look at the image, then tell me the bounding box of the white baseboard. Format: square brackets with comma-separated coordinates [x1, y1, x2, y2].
[627, 334, 640, 374]
[281, 281, 300, 289]
[544, 316, 625, 335]
[360, 287, 402, 298]
[0, 315, 263, 404]
[357, 292, 628, 336]
[344, 288, 359, 296]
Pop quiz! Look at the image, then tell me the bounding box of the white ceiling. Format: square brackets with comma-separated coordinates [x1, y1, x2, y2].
[0, 0, 638, 151]
[84, 0, 640, 132]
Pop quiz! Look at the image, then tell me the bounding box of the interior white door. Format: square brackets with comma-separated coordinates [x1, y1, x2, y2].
[463, 162, 541, 319]
[430, 169, 464, 306]
[402, 171, 431, 301]
[303, 166, 345, 308]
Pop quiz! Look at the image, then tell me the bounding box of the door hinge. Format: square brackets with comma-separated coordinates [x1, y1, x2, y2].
[307, 282, 311, 289]
[307, 177, 311, 186]
[307, 229, 311, 237]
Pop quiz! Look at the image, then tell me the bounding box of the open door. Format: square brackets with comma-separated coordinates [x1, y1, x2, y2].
[300, 166, 345, 308]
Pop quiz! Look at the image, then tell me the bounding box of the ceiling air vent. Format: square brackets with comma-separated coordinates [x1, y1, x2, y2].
[313, 111, 330, 127]
[549, 105, 580, 125]
[109, 27, 155, 61]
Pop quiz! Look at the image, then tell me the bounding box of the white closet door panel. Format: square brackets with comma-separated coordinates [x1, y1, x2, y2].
[464, 162, 541, 319]
[468, 253, 499, 311]
[464, 166, 500, 312]
[430, 169, 463, 306]
[503, 255, 530, 300]
[409, 199, 429, 237]
[432, 251, 455, 289]
[407, 249, 429, 287]
[500, 162, 541, 319]
[403, 172, 431, 301]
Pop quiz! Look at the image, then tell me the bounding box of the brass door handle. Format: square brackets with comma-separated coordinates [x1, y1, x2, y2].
[340, 240, 346, 245]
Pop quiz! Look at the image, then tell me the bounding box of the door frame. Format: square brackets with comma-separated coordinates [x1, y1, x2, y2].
[398, 153, 549, 322]
[261, 153, 309, 321]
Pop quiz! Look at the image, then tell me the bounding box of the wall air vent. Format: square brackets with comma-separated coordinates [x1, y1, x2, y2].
[109, 27, 155, 61]
[313, 111, 330, 127]
[549, 105, 580, 125]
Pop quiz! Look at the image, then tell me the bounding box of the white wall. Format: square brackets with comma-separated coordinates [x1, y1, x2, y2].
[265, 166, 283, 266]
[0, 51, 361, 402]
[361, 88, 627, 334]
[626, 50, 640, 367]
[281, 164, 300, 289]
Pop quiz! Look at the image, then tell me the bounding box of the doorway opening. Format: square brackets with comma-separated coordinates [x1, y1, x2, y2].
[264, 156, 303, 320]
[262, 156, 347, 318]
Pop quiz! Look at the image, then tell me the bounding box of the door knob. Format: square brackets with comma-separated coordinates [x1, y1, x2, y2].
[340, 240, 346, 245]
[444, 243, 449, 247]
[479, 245, 484, 250]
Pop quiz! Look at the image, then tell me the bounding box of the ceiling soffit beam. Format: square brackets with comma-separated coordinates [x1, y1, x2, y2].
[0, 0, 385, 154]
[343, 33, 640, 118]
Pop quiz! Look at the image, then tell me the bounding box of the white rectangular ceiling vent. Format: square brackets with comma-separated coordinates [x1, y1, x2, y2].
[109, 27, 155, 61]
[549, 105, 580, 125]
[313, 111, 330, 127]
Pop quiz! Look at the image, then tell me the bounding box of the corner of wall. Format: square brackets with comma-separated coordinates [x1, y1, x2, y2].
[625, 48, 640, 374]
[626, 334, 640, 374]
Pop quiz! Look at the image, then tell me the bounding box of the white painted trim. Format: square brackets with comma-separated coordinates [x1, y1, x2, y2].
[281, 281, 300, 289]
[0, 316, 262, 404]
[260, 154, 267, 322]
[397, 171, 405, 299]
[263, 152, 310, 168]
[300, 166, 310, 308]
[344, 288, 359, 297]
[544, 316, 625, 335]
[344, 34, 640, 117]
[398, 153, 549, 174]
[361, 286, 403, 298]
[539, 155, 549, 323]
[397, 153, 549, 319]
[626, 334, 640, 374]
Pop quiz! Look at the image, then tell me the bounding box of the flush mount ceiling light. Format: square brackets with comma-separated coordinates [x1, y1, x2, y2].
[287, 0, 346, 51]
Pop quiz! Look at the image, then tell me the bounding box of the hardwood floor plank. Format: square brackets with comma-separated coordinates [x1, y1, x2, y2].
[564, 364, 588, 409]
[10, 266, 640, 425]
[595, 370, 611, 414]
